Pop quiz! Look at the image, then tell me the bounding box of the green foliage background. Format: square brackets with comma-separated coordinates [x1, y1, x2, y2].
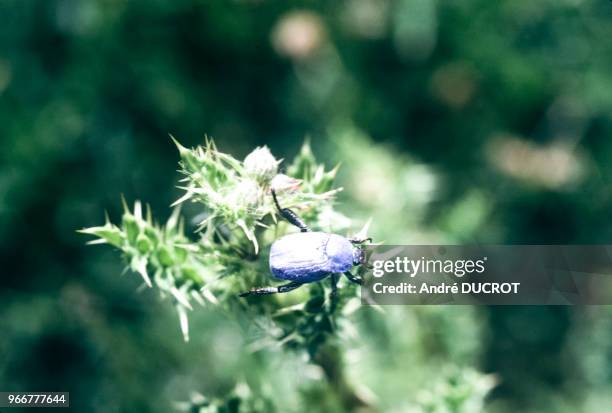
[2, 0, 612, 412]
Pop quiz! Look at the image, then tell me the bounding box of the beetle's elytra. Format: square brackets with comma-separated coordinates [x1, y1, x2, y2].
[240, 190, 370, 297]
[270, 232, 356, 282]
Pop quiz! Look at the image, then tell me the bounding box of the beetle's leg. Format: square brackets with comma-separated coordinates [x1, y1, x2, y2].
[343, 270, 363, 285]
[239, 281, 304, 297]
[329, 273, 339, 313]
[271, 189, 310, 232]
[330, 273, 339, 296]
[349, 237, 372, 244]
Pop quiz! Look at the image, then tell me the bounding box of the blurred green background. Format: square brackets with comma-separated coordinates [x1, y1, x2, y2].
[2, 0, 612, 411]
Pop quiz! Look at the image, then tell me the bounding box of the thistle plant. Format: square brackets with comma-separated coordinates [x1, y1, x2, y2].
[174, 383, 276, 413]
[79, 138, 497, 413]
[412, 368, 496, 413]
[80, 139, 356, 349]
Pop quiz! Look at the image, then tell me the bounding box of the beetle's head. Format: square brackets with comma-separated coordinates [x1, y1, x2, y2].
[350, 236, 372, 266]
[348, 217, 372, 267]
[352, 246, 367, 266]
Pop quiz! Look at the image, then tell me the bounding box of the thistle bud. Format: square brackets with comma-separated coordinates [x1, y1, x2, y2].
[230, 178, 262, 207]
[243, 146, 279, 183]
[122, 213, 139, 244]
[157, 245, 174, 267]
[136, 233, 152, 254]
[271, 174, 301, 192]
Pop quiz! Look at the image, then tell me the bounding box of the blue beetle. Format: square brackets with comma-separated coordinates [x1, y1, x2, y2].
[240, 190, 370, 297]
